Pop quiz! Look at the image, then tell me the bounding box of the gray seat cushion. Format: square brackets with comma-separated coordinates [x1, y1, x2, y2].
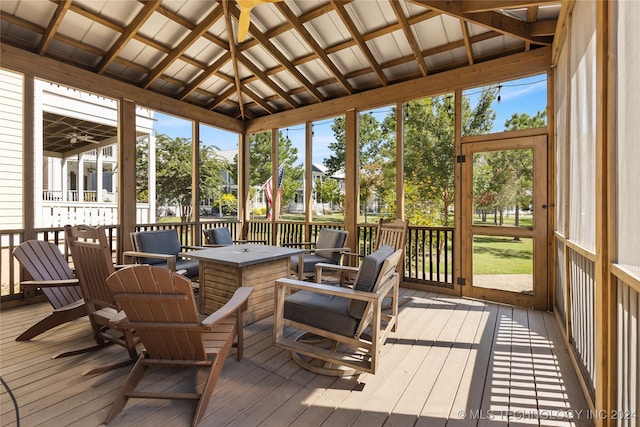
[175, 259, 199, 279]
[133, 230, 181, 266]
[289, 254, 329, 274]
[284, 290, 360, 337]
[348, 245, 394, 319]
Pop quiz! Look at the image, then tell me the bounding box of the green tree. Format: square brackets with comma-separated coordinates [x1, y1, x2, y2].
[325, 112, 396, 220]
[314, 177, 343, 212]
[155, 134, 230, 222]
[404, 88, 497, 227]
[136, 136, 149, 203]
[249, 131, 303, 218]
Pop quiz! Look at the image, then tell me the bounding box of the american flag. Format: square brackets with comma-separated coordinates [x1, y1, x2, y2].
[264, 165, 284, 220]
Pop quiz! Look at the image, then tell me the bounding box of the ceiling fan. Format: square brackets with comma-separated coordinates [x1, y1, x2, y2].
[67, 132, 96, 144]
[236, 0, 283, 42]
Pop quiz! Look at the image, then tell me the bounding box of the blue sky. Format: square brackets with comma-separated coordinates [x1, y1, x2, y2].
[153, 73, 547, 166]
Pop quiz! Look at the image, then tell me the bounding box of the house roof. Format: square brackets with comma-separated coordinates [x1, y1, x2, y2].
[1, 0, 561, 126]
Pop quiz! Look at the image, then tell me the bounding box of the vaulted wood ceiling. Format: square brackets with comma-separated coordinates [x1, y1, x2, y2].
[1, 0, 561, 122]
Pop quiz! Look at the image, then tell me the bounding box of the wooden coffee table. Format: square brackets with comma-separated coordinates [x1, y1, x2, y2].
[186, 244, 304, 324]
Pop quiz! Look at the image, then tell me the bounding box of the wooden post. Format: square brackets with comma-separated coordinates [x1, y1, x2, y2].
[192, 121, 200, 245]
[344, 109, 359, 257]
[118, 99, 137, 259]
[23, 73, 35, 241]
[271, 128, 279, 245]
[239, 131, 250, 237]
[305, 121, 313, 241]
[395, 101, 404, 220]
[594, 1, 615, 425]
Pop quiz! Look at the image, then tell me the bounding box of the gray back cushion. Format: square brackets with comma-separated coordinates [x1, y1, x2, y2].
[348, 245, 394, 318]
[208, 228, 234, 245]
[314, 228, 347, 263]
[134, 230, 180, 265]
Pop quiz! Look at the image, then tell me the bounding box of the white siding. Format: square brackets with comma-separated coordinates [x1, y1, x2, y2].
[0, 68, 24, 230]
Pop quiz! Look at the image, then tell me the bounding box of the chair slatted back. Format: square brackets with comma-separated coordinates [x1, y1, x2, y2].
[106, 266, 207, 360]
[65, 225, 116, 312]
[375, 219, 407, 273]
[13, 240, 82, 309]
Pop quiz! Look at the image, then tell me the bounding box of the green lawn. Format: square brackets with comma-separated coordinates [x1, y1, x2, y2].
[473, 235, 533, 274]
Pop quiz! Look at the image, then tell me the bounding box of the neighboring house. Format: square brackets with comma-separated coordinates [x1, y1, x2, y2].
[0, 78, 156, 229]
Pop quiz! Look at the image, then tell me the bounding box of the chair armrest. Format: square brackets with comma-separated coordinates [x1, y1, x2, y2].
[341, 251, 363, 262]
[275, 277, 379, 303]
[123, 250, 177, 271]
[282, 241, 315, 248]
[201, 287, 253, 327]
[314, 262, 361, 284]
[235, 239, 267, 244]
[20, 278, 79, 291]
[314, 247, 350, 256]
[180, 244, 208, 251]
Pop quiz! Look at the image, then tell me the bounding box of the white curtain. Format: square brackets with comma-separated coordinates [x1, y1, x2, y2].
[568, 1, 597, 252]
[616, 1, 640, 275]
[555, 43, 568, 235]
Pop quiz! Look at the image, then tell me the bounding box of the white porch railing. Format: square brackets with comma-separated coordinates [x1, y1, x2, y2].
[40, 202, 150, 227]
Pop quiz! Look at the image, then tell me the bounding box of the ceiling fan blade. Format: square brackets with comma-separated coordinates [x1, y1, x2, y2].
[237, 5, 252, 42]
[236, 0, 283, 43]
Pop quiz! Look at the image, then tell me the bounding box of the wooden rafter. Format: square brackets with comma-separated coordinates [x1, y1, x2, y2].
[237, 54, 300, 109]
[241, 85, 277, 115]
[460, 20, 474, 65]
[228, 6, 325, 103]
[223, 1, 245, 119]
[37, 0, 71, 54]
[275, 2, 354, 94]
[179, 52, 231, 101]
[96, 1, 160, 74]
[330, 1, 388, 86]
[141, 5, 223, 89]
[409, 0, 553, 45]
[389, 0, 429, 76]
[460, 0, 559, 13]
[525, 6, 538, 51]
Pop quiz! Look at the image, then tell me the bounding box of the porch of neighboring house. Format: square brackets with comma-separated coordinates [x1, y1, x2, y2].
[0, 288, 591, 427]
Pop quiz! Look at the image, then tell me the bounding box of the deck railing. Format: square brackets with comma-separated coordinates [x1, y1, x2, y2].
[1, 221, 454, 304]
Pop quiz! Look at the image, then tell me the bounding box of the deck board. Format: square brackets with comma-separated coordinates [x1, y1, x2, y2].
[0, 289, 591, 427]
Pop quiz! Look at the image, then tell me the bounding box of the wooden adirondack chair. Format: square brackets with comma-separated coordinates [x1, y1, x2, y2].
[13, 240, 86, 341]
[105, 265, 252, 427]
[62, 224, 139, 375]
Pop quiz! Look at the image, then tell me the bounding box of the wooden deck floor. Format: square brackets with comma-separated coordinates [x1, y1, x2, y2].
[1, 288, 592, 427]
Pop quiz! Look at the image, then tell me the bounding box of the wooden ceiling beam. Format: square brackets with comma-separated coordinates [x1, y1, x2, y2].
[331, 1, 388, 86]
[461, 0, 559, 13]
[142, 5, 224, 89]
[241, 86, 277, 115]
[37, 0, 71, 54]
[276, 2, 354, 94]
[223, 1, 245, 119]
[460, 20, 474, 65]
[208, 85, 236, 110]
[96, 1, 160, 74]
[409, 0, 553, 45]
[179, 52, 231, 100]
[228, 7, 325, 103]
[1, 43, 244, 132]
[389, 0, 429, 76]
[237, 54, 300, 109]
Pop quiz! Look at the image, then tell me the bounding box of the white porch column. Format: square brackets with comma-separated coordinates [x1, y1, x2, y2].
[62, 159, 68, 202]
[96, 147, 103, 202]
[77, 154, 84, 202]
